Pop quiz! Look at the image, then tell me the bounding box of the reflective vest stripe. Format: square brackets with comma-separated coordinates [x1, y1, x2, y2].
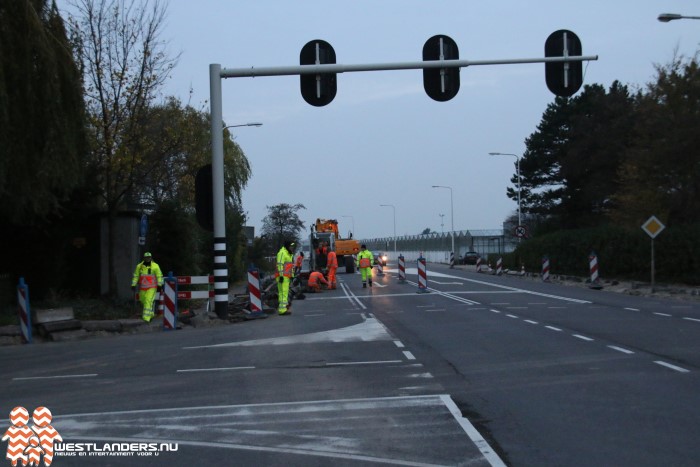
[139, 274, 157, 289]
[359, 258, 371, 268]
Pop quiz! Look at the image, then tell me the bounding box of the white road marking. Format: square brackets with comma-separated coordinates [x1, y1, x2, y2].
[326, 360, 403, 366]
[394, 340, 405, 348]
[506, 314, 519, 319]
[431, 280, 464, 285]
[524, 320, 539, 325]
[654, 361, 690, 373]
[12, 374, 98, 381]
[403, 351, 416, 360]
[607, 345, 634, 354]
[573, 334, 594, 342]
[490, 309, 501, 313]
[177, 366, 254, 373]
[423, 309, 446, 312]
[625, 307, 640, 311]
[545, 326, 562, 332]
[653, 312, 671, 317]
[683, 317, 700, 323]
[440, 395, 507, 467]
[371, 282, 387, 288]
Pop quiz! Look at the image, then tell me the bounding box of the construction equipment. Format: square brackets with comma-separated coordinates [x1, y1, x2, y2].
[309, 218, 360, 274]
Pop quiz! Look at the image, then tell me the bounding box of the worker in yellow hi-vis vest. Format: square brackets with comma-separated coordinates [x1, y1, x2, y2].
[276, 240, 295, 315]
[131, 252, 164, 322]
[356, 244, 374, 288]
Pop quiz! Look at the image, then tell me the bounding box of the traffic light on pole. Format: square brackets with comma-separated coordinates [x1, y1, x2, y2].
[299, 39, 337, 106]
[422, 35, 460, 102]
[545, 29, 583, 97]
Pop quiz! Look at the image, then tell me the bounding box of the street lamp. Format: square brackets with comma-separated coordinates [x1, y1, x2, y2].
[489, 152, 522, 229]
[342, 215, 355, 238]
[431, 186, 454, 264]
[658, 13, 700, 22]
[379, 204, 396, 256]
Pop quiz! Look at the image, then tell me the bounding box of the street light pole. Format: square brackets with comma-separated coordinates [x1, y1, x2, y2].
[342, 215, 355, 238]
[658, 13, 700, 22]
[379, 204, 396, 256]
[489, 152, 522, 229]
[431, 186, 454, 264]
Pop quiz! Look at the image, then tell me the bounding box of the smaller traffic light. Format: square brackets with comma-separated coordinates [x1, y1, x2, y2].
[300, 39, 337, 106]
[545, 30, 583, 97]
[195, 164, 213, 232]
[422, 35, 460, 102]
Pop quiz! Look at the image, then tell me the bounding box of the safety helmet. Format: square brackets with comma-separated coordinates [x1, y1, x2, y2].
[143, 252, 152, 257]
[361, 244, 367, 249]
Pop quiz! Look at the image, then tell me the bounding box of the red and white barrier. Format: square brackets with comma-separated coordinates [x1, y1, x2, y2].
[376, 262, 384, 276]
[496, 257, 503, 276]
[398, 255, 406, 283]
[589, 252, 600, 284]
[16, 277, 32, 344]
[542, 256, 550, 282]
[248, 268, 263, 313]
[476, 257, 483, 273]
[162, 279, 177, 330]
[417, 257, 429, 293]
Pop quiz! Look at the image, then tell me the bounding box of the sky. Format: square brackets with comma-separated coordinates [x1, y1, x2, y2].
[57, 0, 700, 240]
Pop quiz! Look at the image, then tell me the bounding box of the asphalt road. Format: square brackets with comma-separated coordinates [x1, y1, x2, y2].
[2, 263, 699, 466]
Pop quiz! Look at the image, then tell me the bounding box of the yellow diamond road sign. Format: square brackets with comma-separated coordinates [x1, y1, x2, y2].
[642, 215, 665, 239]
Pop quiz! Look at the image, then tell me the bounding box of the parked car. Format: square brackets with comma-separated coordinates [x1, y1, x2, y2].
[461, 251, 479, 265]
[374, 252, 388, 267]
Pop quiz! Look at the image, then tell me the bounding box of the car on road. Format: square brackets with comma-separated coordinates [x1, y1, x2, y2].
[461, 251, 480, 265]
[374, 252, 388, 267]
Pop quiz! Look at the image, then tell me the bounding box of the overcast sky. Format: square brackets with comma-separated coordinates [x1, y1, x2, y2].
[58, 0, 700, 240]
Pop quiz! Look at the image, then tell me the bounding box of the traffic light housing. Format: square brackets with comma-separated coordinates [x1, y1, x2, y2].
[545, 30, 583, 97]
[195, 164, 214, 232]
[300, 39, 337, 106]
[423, 35, 460, 102]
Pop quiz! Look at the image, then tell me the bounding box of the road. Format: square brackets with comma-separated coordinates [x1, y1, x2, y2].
[2, 262, 699, 466]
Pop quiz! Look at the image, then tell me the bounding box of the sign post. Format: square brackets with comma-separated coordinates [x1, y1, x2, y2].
[641, 215, 666, 293]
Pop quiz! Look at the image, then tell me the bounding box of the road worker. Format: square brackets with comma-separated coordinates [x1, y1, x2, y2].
[307, 268, 330, 293]
[326, 246, 338, 289]
[356, 244, 374, 288]
[131, 252, 164, 322]
[276, 240, 295, 315]
[294, 251, 304, 276]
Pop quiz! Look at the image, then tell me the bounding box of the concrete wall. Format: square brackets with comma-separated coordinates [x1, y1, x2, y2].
[100, 214, 140, 299]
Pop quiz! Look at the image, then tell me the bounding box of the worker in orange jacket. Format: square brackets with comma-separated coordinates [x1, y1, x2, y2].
[326, 247, 338, 289]
[294, 251, 304, 276]
[307, 268, 330, 293]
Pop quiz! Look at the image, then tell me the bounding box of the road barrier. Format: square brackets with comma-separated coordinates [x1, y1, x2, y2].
[398, 255, 406, 283]
[588, 252, 603, 289]
[162, 276, 178, 330]
[542, 256, 551, 282]
[496, 257, 503, 276]
[417, 256, 429, 293]
[476, 256, 483, 273]
[16, 277, 32, 344]
[376, 262, 384, 276]
[247, 267, 265, 316]
[449, 252, 455, 269]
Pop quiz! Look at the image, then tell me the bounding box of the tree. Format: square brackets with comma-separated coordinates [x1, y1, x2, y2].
[520, 82, 635, 230]
[0, 0, 85, 224]
[261, 203, 306, 249]
[66, 0, 178, 297]
[613, 55, 700, 227]
[421, 228, 432, 235]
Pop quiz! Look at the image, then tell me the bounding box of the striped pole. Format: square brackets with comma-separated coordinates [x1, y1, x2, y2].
[398, 255, 406, 283]
[542, 256, 550, 282]
[449, 251, 455, 269]
[163, 274, 178, 330]
[496, 257, 503, 276]
[476, 256, 483, 273]
[247, 267, 263, 314]
[16, 277, 32, 344]
[377, 262, 384, 276]
[417, 256, 429, 293]
[213, 237, 228, 319]
[589, 252, 600, 286]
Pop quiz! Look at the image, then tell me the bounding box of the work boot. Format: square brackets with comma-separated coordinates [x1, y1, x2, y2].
[368, 281, 372, 287]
